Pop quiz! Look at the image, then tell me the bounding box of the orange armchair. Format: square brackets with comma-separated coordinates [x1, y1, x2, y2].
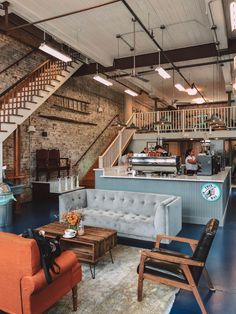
[0, 232, 82, 314]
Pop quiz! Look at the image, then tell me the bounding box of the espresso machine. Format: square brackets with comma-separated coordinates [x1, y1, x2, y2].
[197, 140, 222, 175]
[130, 155, 180, 176]
[197, 154, 220, 176]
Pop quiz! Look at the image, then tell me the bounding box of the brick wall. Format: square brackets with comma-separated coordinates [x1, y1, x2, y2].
[0, 33, 47, 93]
[1, 33, 127, 203]
[3, 61, 124, 190]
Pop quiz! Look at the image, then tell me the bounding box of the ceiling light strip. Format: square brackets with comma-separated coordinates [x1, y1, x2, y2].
[124, 89, 138, 96]
[230, 2, 236, 31]
[39, 43, 72, 62]
[93, 75, 113, 86]
[155, 66, 171, 79]
[175, 83, 185, 92]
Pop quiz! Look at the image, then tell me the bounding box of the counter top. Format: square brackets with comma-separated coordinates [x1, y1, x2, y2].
[95, 166, 231, 183]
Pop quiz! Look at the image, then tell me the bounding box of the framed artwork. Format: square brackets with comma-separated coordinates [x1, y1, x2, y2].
[147, 142, 157, 151]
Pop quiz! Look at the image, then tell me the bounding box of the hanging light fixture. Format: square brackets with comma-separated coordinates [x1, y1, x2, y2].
[124, 89, 138, 96]
[155, 27, 171, 80]
[39, 31, 72, 62]
[192, 98, 205, 104]
[186, 84, 198, 95]
[93, 64, 113, 86]
[230, 1, 236, 31]
[39, 43, 72, 63]
[175, 83, 185, 92]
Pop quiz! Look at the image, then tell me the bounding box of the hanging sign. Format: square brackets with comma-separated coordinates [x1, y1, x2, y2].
[201, 183, 221, 202]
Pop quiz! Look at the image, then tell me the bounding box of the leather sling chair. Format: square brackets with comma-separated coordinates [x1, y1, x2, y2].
[137, 218, 219, 314]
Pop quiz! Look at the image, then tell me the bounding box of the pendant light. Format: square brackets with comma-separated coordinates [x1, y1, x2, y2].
[155, 26, 171, 80]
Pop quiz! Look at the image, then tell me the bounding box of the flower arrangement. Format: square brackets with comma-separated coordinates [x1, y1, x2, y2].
[61, 210, 84, 230]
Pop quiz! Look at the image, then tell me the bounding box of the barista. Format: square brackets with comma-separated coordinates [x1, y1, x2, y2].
[185, 148, 198, 175]
[155, 145, 168, 156]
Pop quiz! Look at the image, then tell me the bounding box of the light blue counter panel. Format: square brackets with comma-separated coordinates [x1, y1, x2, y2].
[95, 169, 231, 226]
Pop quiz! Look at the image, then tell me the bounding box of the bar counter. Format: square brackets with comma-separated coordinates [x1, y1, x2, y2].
[95, 167, 231, 226]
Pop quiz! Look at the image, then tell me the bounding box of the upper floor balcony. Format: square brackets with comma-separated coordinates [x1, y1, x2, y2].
[131, 106, 236, 139]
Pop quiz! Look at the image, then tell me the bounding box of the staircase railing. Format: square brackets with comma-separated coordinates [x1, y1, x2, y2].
[99, 114, 135, 168]
[73, 114, 119, 168]
[0, 48, 37, 75]
[133, 106, 236, 133]
[0, 59, 69, 125]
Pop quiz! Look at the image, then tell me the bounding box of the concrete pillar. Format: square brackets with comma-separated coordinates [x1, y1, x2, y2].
[124, 94, 133, 122]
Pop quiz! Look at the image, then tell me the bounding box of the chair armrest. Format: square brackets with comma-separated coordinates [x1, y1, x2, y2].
[21, 250, 79, 294]
[152, 247, 191, 259]
[155, 234, 199, 248]
[141, 249, 204, 267]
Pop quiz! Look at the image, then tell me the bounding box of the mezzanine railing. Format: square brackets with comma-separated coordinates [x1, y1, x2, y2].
[133, 106, 236, 133]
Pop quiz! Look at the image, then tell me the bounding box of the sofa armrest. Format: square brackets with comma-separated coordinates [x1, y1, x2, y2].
[165, 196, 182, 238]
[59, 189, 87, 219]
[21, 250, 80, 294]
[154, 196, 182, 243]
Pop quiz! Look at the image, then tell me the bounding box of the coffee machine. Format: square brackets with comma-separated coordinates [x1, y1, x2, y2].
[197, 154, 219, 176]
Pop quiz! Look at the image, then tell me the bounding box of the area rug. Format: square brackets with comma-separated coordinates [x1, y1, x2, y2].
[49, 245, 179, 314]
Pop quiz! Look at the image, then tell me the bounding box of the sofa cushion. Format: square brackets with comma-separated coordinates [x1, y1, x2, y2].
[86, 189, 175, 216]
[78, 208, 156, 239]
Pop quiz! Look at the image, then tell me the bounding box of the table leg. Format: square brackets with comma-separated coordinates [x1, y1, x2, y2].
[109, 249, 114, 264]
[89, 264, 96, 279]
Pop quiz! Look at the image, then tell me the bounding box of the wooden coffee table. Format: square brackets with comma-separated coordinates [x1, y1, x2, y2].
[37, 222, 117, 278]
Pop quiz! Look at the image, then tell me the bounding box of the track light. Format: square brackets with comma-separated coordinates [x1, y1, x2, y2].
[39, 43, 72, 62]
[175, 83, 185, 92]
[155, 66, 171, 79]
[124, 89, 138, 96]
[93, 75, 113, 86]
[230, 1, 236, 31]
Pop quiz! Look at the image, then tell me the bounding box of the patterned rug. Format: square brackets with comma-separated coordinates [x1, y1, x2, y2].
[49, 245, 179, 314]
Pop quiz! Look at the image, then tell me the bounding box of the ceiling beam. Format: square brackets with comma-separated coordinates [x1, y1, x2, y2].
[76, 39, 236, 77]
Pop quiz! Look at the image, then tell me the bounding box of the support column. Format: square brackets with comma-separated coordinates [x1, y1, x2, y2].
[124, 94, 133, 123]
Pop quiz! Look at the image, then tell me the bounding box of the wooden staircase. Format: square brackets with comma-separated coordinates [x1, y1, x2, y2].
[80, 159, 99, 188]
[0, 59, 82, 142]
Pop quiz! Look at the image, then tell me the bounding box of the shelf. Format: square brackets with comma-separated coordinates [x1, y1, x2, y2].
[38, 114, 97, 126]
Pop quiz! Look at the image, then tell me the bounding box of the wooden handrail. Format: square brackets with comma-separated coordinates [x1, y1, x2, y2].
[0, 59, 51, 98]
[0, 48, 37, 76]
[73, 114, 119, 167]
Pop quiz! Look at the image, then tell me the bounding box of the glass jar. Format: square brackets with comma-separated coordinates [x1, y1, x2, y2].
[77, 220, 85, 236]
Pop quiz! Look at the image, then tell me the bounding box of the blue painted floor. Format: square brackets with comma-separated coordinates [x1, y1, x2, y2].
[1, 190, 236, 314]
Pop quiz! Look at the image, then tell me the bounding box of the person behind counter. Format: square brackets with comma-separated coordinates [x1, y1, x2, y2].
[118, 150, 134, 166]
[140, 147, 148, 154]
[185, 148, 198, 175]
[155, 145, 168, 156]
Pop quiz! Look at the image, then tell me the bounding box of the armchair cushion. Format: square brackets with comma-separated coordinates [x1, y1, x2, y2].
[139, 259, 187, 283]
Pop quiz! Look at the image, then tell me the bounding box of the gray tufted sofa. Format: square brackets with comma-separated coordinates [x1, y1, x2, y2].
[59, 189, 182, 242]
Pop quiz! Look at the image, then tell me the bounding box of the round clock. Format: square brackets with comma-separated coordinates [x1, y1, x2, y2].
[201, 183, 221, 202]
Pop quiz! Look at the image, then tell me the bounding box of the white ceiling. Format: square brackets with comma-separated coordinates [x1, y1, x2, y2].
[8, 0, 236, 107]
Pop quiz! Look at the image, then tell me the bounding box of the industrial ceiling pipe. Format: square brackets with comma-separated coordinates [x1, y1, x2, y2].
[121, 0, 207, 103]
[6, 0, 121, 32]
